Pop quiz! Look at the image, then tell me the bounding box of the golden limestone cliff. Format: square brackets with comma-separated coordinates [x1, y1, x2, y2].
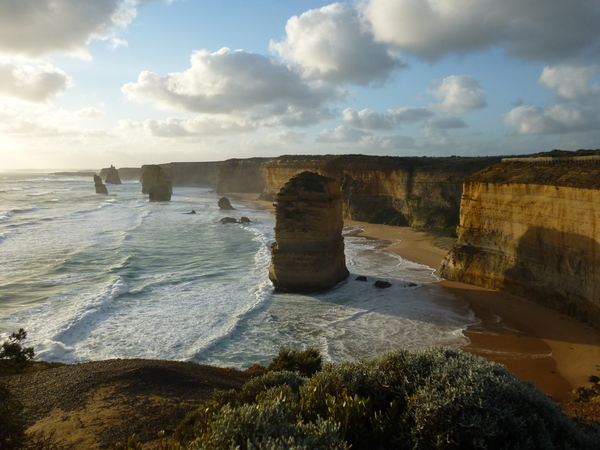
[261, 155, 501, 228]
[150, 155, 501, 228]
[439, 158, 600, 327]
[269, 171, 349, 293]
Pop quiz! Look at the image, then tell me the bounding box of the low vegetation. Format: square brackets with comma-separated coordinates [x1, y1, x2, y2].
[169, 348, 600, 449]
[0, 329, 34, 365]
[3, 333, 600, 449]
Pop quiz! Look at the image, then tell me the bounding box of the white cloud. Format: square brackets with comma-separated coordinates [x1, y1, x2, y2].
[358, 134, 416, 150]
[420, 116, 468, 143]
[504, 64, 600, 135]
[0, 0, 170, 59]
[362, 0, 600, 62]
[270, 3, 400, 85]
[265, 129, 306, 145]
[141, 116, 258, 138]
[343, 107, 433, 130]
[0, 62, 71, 102]
[343, 108, 391, 130]
[74, 107, 106, 119]
[503, 104, 600, 135]
[539, 64, 600, 101]
[428, 76, 486, 113]
[316, 125, 372, 143]
[122, 47, 345, 126]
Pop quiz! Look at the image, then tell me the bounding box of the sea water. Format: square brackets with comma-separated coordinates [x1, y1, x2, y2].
[0, 172, 477, 368]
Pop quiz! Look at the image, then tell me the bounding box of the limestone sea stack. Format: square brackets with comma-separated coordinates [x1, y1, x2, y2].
[93, 174, 108, 194]
[104, 165, 122, 184]
[269, 171, 349, 293]
[141, 164, 173, 201]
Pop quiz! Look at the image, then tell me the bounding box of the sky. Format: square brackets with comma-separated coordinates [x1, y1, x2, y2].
[1, 0, 600, 170]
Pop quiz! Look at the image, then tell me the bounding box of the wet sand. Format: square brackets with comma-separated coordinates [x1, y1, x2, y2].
[232, 193, 600, 401]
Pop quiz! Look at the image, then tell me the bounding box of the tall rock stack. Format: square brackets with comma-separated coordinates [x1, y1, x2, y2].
[141, 164, 173, 201]
[104, 165, 122, 184]
[93, 174, 108, 194]
[269, 171, 349, 293]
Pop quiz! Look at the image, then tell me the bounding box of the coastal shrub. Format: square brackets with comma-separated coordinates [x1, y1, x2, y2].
[176, 348, 600, 449]
[187, 399, 346, 450]
[0, 329, 34, 364]
[267, 348, 322, 376]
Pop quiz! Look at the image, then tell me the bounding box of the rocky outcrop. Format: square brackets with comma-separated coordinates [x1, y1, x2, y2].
[218, 197, 234, 210]
[104, 165, 122, 184]
[260, 155, 501, 228]
[141, 165, 172, 201]
[93, 174, 108, 194]
[139, 155, 501, 228]
[98, 167, 141, 181]
[269, 171, 349, 293]
[439, 158, 600, 328]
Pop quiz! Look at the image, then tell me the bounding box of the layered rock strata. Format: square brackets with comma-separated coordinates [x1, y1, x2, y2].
[93, 174, 108, 194]
[439, 158, 600, 327]
[147, 155, 501, 228]
[141, 165, 173, 201]
[260, 155, 501, 228]
[269, 171, 349, 293]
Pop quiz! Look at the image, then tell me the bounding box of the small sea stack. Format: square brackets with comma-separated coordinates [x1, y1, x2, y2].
[218, 197, 235, 210]
[269, 171, 349, 293]
[104, 165, 122, 184]
[141, 164, 172, 201]
[93, 174, 108, 194]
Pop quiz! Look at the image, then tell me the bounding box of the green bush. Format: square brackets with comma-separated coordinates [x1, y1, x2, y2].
[175, 348, 600, 449]
[0, 329, 34, 364]
[267, 348, 322, 377]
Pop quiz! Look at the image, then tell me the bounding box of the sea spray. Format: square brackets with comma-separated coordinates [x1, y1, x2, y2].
[0, 173, 477, 368]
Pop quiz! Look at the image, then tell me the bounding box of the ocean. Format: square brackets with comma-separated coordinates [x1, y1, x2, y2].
[0, 172, 476, 369]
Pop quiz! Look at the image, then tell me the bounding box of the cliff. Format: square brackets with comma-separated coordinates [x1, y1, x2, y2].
[158, 162, 220, 187]
[215, 157, 270, 194]
[269, 171, 349, 293]
[147, 155, 501, 228]
[260, 155, 502, 228]
[439, 158, 600, 327]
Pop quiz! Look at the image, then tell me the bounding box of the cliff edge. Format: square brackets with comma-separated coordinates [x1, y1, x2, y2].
[440, 157, 600, 327]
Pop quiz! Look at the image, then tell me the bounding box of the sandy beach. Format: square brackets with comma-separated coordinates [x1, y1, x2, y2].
[233, 193, 600, 401]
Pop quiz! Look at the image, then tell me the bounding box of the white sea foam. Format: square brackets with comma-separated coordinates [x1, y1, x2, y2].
[0, 175, 477, 368]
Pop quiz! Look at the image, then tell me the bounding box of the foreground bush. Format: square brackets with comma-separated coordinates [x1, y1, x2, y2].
[0, 329, 34, 364]
[176, 348, 599, 449]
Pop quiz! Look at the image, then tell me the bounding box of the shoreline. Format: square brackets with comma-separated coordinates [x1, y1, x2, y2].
[231, 193, 600, 401]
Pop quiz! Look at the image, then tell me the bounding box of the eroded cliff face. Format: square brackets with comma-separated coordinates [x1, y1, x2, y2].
[147, 155, 500, 228]
[440, 160, 600, 327]
[215, 158, 270, 194]
[159, 162, 220, 187]
[261, 155, 501, 227]
[269, 171, 349, 293]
